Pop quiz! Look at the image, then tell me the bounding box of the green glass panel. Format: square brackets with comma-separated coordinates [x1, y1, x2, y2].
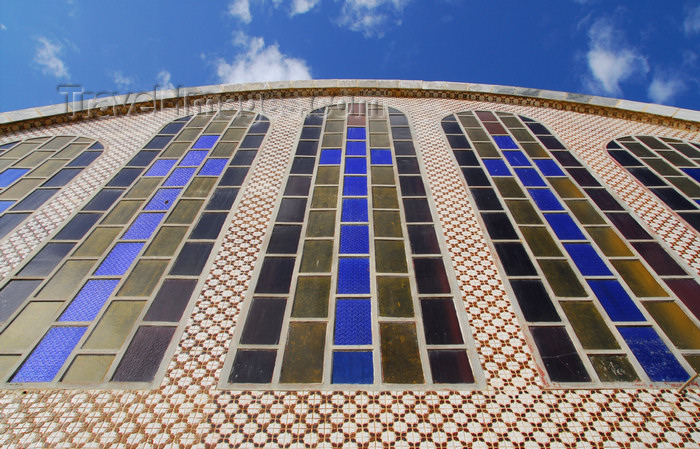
[324, 121, 343, 133]
[585, 227, 634, 257]
[62, 355, 114, 383]
[125, 178, 161, 199]
[611, 260, 668, 297]
[370, 134, 390, 147]
[373, 211, 402, 237]
[165, 199, 204, 224]
[184, 177, 217, 198]
[644, 302, 700, 349]
[380, 322, 424, 383]
[279, 322, 326, 383]
[371, 167, 395, 185]
[162, 143, 188, 158]
[493, 178, 525, 198]
[0, 178, 43, 200]
[506, 200, 542, 224]
[117, 260, 169, 297]
[311, 186, 338, 209]
[211, 142, 238, 158]
[102, 200, 142, 225]
[589, 355, 639, 382]
[292, 276, 331, 318]
[55, 143, 88, 159]
[299, 240, 333, 273]
[316, 167, 339, 185]
[561, 302, 620, 350]
[566, 200, 605, 225]
[74, 227, 122, 258]
[521, 227, 562, 257]
[377, 277, 414, 317]
[306, 211, 335, 237]
[520, 143, 548, 158]
[144, 227, 188, 257]
[322, 134, 342, 148]
[83, 301, 145, 350]
[369, 121, 388, 133]
[0, 302, 63, 350]
[375, 240, 408, 273]
[16, 151, 52, 168]
[473, 142, 499, 158]
[550, 178, 584, 199]
[538, 259, 587, 297]
[222, 128, 245, 142]
[372, 187, 399, 209]
[35, 260, 94, 299]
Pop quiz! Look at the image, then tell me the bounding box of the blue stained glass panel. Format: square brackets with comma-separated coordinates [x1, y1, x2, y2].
[503, 151, 532, 167]
[94, 242, 144, 276]
[199, 159, 228, 176]
[544, 214, 586, 240]
[514, 168, 547, 187]
[370, 149, 392, 165]
[618, 327, 689, 382]
[587, 280, 645, 322]
[483, 160, 511, 176]
[144, 188, 182, 210]
[334, 299, 372, 345]
[0, 201, 13, 213]
[341, 198, 368, 222]
[347, 127, 366, 140]
[11, 327, 86, 383]
[564, 244, 613, 276]
[59, 279, 120, 322]
[337, 258, 370, 294]
[681, 168, 700, 183]
[343, 176, 368, 196]
[529, 189, 564, 211]
[493, 135, 519, 149]
[192, 135, 219, 149]
[346, 141, 366, 156]
[0, 168, 29, 188]
[345, 158, 367, 175]
[340, 225, 370, 254]
[179, 150, 209, 167]
[534, 159, 566, 176]
[320, 149, 342, 165]
[163, 167, 196, 187]
[123, 213, 165, 240]
[144, 160, 176, 177]
[332, 351, 373, 384]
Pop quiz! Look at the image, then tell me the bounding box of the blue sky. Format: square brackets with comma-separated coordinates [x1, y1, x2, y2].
[1, 0, 700, 112]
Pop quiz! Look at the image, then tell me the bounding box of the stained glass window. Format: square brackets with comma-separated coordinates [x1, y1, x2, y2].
[443, 111, 700, 385]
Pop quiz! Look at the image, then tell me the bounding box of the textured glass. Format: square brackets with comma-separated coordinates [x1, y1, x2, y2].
[145, 188, 182, 210]
[122, 213, 165, 240]
[198, 159, 228, 176]
[59, 280, 120, 322]
[11, 327, 86, 382]
[144, 160, 176, 177]
[94, 243, 145, 276]
[334, 299, 372, 345]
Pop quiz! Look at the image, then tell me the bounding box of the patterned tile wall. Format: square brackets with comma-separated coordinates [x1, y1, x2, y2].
[0, 96, 697, 448]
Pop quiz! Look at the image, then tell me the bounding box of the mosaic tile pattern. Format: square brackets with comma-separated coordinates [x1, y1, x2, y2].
[0, 95, 698, 448]
[0, 136, 103, 240]
[223, 103, 483, 389]
[0, 110, 268, 386]
[607, 136, 700, 233]
[442, 110, 700, 386]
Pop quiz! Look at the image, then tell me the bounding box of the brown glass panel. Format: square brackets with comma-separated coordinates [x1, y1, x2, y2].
[292, 277, 331, 318]
[561, 302, 620, 350]
[538, 260, 587, 297]
[377, 277, 414, 317]
[279, 322, 326, 383]
[520, 143, 548, 158]
[473, 142, 499, 158]
[585, 227, 634, 257]
[644, 302, 700, 349]
[611, 260, 668, 297]
[380, 322, 424, 384]
[370, 134, 390, 147]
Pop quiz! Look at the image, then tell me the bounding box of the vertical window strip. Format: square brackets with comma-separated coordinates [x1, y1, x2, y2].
[445, 111, 698, 385]
[0, 110, 268, 385]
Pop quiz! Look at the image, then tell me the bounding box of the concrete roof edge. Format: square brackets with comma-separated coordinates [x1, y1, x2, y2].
[1, 79, 698, 126]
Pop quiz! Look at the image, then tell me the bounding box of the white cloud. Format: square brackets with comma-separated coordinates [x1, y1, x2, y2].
[229, 0, 252, 23]
[338, 0, 410, 37]
[0, 24, 7, 31]
[156, 70, 175, 90]
[584, 18, 648, 96]
[648, 76, 685, 105]
[34, 37, 69, 79]
[291, 0, 320, 15]
[215, 33, 311, 84]
[684, 4, 700, 35]
[113, 71, 135, 89]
